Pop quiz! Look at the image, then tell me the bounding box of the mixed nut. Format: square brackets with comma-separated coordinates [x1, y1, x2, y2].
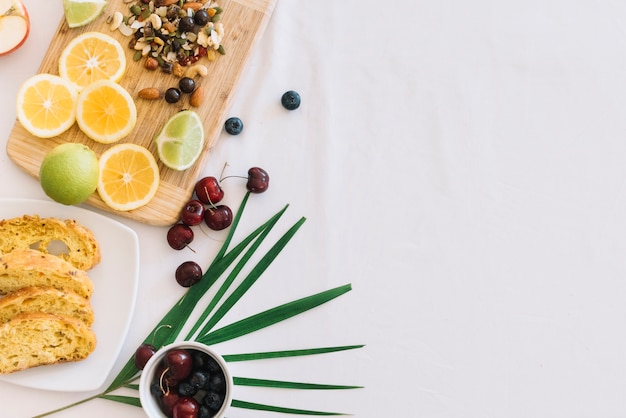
[110, 0, 225, 75]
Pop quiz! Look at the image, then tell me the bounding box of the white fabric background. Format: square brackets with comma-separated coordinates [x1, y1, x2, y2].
[2, 0, 626, 416]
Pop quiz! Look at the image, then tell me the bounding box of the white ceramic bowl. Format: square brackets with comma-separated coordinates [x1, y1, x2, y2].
[139, 341, 233, 418]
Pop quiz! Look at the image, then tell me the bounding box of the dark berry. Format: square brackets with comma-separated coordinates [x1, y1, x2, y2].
[165, 87, 182, 103]
[224, 117, 243, 135]
[198, 405, 213, 418]
[246, 167, 269, 193]
[189, 369, 210, 389]
[179, 16, 195, 33]
[193, 9, 210, 26]
[178, 381, 198, 397]
[180, 199, 205, 226]
[194, 176, 224, 205]
[167, 223, 194, 250]
[204, 205, 233, 230]
[175, 261, 203, 287]
[203, 391, 224, 411]
[179, 77, 196, 94]
[281, 90, 301, 110]
[208, 372, 225, 392]
[134, 343, 156, 370]
[191, 350, 211, 369]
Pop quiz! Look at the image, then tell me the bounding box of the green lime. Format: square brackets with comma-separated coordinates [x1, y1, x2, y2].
[39, 143, 99, 205]
[62, 0, 107, 29]
[155, 110, 205, 171]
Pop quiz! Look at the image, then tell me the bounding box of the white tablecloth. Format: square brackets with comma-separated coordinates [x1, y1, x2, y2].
[2, 1, 626, 417]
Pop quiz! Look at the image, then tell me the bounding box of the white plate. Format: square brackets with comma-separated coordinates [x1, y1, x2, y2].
[0, 198, 139, 392]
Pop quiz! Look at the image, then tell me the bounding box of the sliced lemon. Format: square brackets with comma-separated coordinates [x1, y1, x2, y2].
[58, 31, 125, 91]
[97, 143, 160, 211]
[63, 0, 107, 29]
[76, 79, 137, 144]
[154, 110, 205, 171]
[16, 74, 78, 138]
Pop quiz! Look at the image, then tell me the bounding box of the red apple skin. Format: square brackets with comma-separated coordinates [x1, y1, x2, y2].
[0, 0, 30, 57]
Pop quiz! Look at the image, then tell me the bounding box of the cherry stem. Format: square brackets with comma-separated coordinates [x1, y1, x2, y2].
[159, 367, 171, 396]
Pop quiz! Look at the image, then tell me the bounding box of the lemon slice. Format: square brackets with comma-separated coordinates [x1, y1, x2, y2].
[16, 74, 78, 138]
[58, 31, 125, 91]
[97, 143, 160, 211]
[155, 110, 205, 171]
[76, 79, 137, 144]
[63, 0, 107, 29]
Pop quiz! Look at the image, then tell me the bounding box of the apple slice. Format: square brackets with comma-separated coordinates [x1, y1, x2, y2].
[0, 0, 30, 56]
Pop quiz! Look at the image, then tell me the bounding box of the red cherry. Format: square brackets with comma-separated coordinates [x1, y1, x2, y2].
[246, 167, 269, 193]
[164, 349, 193, 380]
[172, 396, 200, 418]
[159, 391, 181, 417]
[167, 224, 194, 250]
[203, 205, 233, 231]
[175, 261, 203, 287]
[134, 343, 156, 370]
[180, 199, 205, 226]
[194, 176, 224, 205]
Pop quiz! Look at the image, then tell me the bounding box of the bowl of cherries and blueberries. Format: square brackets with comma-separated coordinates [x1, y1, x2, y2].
[139, 341, 233, 418]
[166, 166, 270, 288]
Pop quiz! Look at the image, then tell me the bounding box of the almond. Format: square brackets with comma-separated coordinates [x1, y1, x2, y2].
[138, 88, 161, 100]
[189, 85, 204, 107]
[182, 2, 203, 11]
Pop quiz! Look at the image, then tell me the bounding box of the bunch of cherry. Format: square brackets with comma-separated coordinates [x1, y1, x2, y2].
[143, 347, 228, 418]
[166, 167, 270, 287]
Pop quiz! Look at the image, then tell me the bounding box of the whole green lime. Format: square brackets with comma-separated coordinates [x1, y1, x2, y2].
[39, 143, 99, 205]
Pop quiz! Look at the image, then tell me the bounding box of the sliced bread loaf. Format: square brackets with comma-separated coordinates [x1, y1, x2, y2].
[0, 249, 94, 299]
[0, 312, 97, 374]
[0, 286, 94, 326]
[0, 215, 101, 270]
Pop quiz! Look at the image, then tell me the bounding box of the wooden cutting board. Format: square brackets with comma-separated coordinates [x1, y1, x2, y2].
[6, 0, 278, 226]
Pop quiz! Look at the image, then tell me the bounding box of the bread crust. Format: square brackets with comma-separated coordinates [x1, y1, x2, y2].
[0, 215, 101, 270]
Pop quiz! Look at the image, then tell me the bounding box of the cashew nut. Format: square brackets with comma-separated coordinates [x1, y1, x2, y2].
[146, 13, 162, 31]
[185, 64, 208, 78]
[109, 12, 123, 31]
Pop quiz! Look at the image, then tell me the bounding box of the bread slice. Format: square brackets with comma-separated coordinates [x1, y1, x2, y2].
[0, 286, 94, 326]
[0, 312, 96, 374]
[0, 215, 101, 271]
[0, 249, 93, 299]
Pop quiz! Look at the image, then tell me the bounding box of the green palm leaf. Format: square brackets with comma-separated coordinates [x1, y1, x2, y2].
[197, 284, 352, 345]
[233, 377, 363, 390]
[231, 399, 348, 415]
[223, 345, 365, 362]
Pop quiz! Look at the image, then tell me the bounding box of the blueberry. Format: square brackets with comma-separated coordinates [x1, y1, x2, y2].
[178, 380, 197, 397]
[224, 117, 243, 135]
[194, 9, 210, 26]
[203, 391, 224, 410]
[192, 351, 211, 369]
[198, 405, 213, 418]
[281, 90, 301, 110]
[165, 88, 181, 103]
[179, 16, 195, 33]
[189, 369, 210, 389]
[208, 372, 225, 391]
[179, 77, 196, 94]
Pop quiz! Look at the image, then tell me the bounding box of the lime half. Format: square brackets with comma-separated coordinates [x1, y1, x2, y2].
[62, 0, 107, 28]
[155, 110, 205, 171]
